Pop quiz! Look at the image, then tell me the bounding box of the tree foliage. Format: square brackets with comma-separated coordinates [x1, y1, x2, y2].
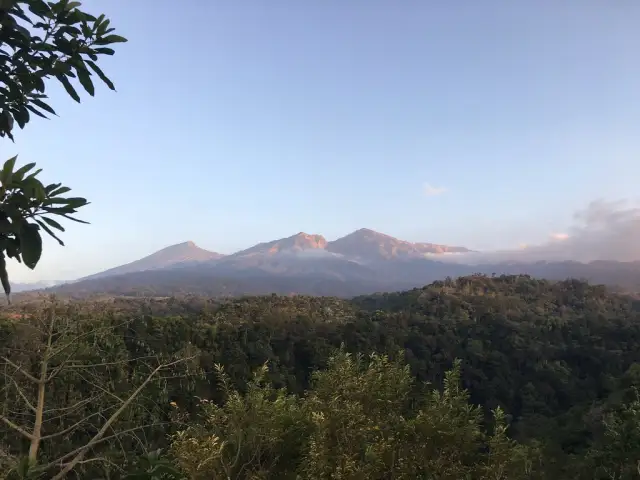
[3, 275, 640, 477]
[172, 353, 541, 479]
[0, 0, 127, 139]
[0, 157, 88, 302]
[0, 299, 200, 479]
[0, 0, 127, 301]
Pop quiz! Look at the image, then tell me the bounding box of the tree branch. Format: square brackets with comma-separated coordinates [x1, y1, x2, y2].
[42, 393, 104, 418]
[39, 422, 174, 473]
[47, 320, 130, 360]
[49, 357, 192, 479]
[9, 376, 37, 414]
[0, 415, 34, 440]
[41, 407, 117, 441]
[1, 356, 39, 384]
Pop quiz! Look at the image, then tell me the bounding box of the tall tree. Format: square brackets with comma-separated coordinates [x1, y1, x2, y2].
[0, 0, 127, 300]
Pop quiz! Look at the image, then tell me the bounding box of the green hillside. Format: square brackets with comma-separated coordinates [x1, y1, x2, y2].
[2, 275, 640, 478]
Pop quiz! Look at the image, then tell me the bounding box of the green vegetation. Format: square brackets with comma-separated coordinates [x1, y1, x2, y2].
[4, 3, 635, 478]
[2, 275, 640, 477]
[0, 0, 127, 299]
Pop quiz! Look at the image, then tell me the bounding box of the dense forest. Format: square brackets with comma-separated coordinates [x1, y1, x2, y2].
[2, 274, 640, 478]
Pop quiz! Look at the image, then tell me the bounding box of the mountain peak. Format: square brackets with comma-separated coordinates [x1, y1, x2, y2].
[291, 232, 327, 243]
[351, 228, 393, 239]
[81, 241, 223, 281]
[327, 228, 470, 261]
[232, 232, 328, 257]
[165, 240, 198, 250]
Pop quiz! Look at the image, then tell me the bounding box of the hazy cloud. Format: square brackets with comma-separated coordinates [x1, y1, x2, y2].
[424, 183, 448, 197]
[441, 199, 640, 264]
[276, 249, 344, 259]
[549, 233, 570, 241]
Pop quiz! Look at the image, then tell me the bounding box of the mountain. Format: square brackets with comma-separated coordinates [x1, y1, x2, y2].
[213, 232, 372, 280]
[80, 241, 224, 281]
[22, 229, 640, 300]
[326, 228, 471, 262]
[232, 232, 328, 257]
[41, 268, 407, 299]
[11, 280, 66, 293]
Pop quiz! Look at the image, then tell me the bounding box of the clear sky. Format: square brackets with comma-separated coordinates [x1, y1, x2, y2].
[7, 0, 640, 282]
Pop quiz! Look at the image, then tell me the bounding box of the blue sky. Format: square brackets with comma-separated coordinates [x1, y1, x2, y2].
[7, 0, 640, 282]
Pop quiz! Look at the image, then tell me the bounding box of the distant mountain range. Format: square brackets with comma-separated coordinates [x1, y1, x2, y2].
[19, 228, 640, 299]
[12, 280, 65, 293]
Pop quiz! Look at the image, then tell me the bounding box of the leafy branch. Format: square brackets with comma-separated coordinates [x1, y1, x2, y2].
[0, 155, 88, 302]
[0, 0, 128, 140]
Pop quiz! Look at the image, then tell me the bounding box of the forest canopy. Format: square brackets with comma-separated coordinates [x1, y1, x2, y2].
[2, 274, 640, 478]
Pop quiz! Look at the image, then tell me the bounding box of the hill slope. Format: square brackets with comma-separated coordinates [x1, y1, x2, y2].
[80, 241, 224, 280]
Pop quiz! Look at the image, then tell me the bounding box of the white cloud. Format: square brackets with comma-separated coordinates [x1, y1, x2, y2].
[424, 183, 448, 197]
[439, 199, 640, 264]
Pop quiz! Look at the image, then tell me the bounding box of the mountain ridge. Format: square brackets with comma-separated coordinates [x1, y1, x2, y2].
[326, 228, 471, 261]
[21, 228, 640, 300]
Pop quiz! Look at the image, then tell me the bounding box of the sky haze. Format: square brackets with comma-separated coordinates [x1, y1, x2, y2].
[7, 0, 640, 282]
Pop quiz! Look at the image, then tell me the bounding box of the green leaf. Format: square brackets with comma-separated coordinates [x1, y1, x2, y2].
[63, 196, 89, 208]
[94, 47, 115, 55]
[19, 223, 43, 269]
[26, 104, 49, 119]
[14, 24, 31, 41]
[0, 155, 18, 186]
[97, 34, 127, 45]
[56, 74, 81, 103]
[86, 60, 115, 90]
[5, 238, 21, 259]
[27, 1, 52, 19]
[76, 68, 95, 96]
[31, 98, 57, 116]
[45, 197, 88, 209]
[96, 18, 110, 36]
[0, 254, 11, 303]
[21, 177, 47, 202]
[66, 1, 82, 10]
[26, 168, 43, 179]
[49, 186, 71, 196]
[60, 214, 89, 224]
[80, 21, 92, 37]
[35, 220, 65, 246]
[78, 11, 96, 22]
[0, 217, 12, 234]
[42, 198, 72, 205]
[40, 216, 65, 232]
[51, 0, 66, 15]
[13, 162, 36, 181]
[12, 106, 29, 129]
[42, 206, 76, 214]
[32, 75, 46, 93]
[1, 111, 15, 139]
[45, 183, 63, 194]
